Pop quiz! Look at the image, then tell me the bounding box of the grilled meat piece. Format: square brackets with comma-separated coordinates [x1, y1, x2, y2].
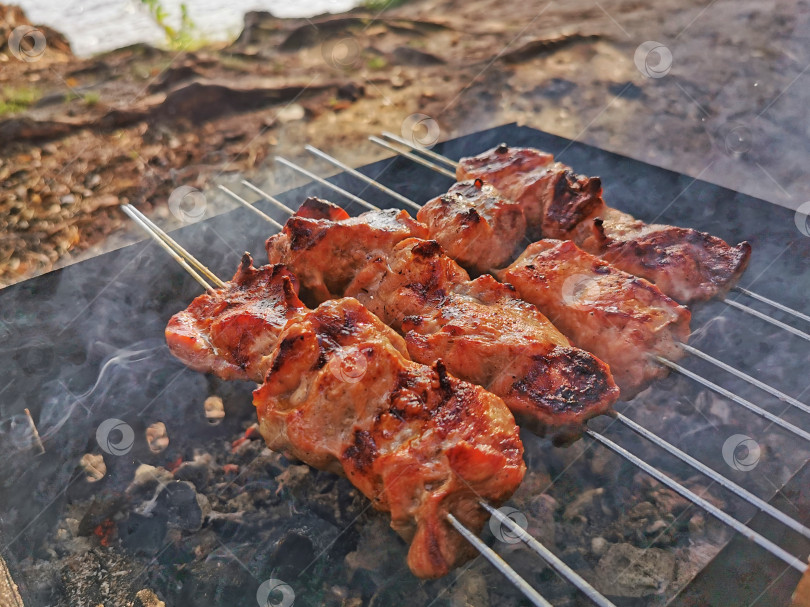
[457, 143, 603, 241]
[266, 197, 428, 304]
[167, 254, 526, 579]
[579, 207, 752, 303]
[345, 238, 619, 435]
[418, 179, 527, 274]
[497, 240, 692, 398]
[165, 255, 308, 381]
[458, 144, 752, 303]
[255, 297, 525, 578]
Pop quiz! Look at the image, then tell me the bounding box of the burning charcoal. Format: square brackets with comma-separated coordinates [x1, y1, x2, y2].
[266, 531, 316, 580]
[127, 464, 173, 500]
[134, 588, 166, 607]
[77, 495, 127, 537]
[595, 543, 676, 598]
[448, 572, 489, 607]
[119, 512, 168, 556]
[562, 487, 604, 523]
[173, 454, 213, 491]
[526, 494, 557, 545]
[150, 480, 211, 532]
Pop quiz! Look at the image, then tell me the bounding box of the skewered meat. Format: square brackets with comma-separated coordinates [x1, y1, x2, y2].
[345, 238, 620, 435]
[165, 258, 308, 381]
[457, 144, 752, 303]
[418, 179, 527, 274]
[265, 196, 427, 305]
[266, 200, 619, 435]
[580, 208, 752, 303]
[167, 253, 526, 579]
[497, 239, 691, 398]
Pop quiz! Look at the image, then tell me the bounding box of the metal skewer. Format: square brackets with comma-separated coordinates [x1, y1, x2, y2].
[374, 132, 810, 333]
[123, 205, 571, 607]
[240, 174, 810, 553]
[121, 205, 217, 291]
[287, 151, 810, 422]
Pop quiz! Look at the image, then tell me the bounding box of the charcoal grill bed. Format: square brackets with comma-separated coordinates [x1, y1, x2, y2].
[1, 124, 809, 606]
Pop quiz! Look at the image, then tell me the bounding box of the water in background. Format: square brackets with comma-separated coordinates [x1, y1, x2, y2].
[17, 0, 362, 56]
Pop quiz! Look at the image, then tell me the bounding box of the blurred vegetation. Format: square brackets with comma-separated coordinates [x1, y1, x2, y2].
[140, 0, 201, 50]
[0, 86, 40, 116]
[362, 0, 410, 10]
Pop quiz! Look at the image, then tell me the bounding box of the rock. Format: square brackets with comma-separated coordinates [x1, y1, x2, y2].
[591, 536, 608, 556]
[688, 513, 705, 534]
[595, 543, 676, 598]
[277, 103, 306, 123]
[645, 519, 669, 535]
[134, 589, 165, 607]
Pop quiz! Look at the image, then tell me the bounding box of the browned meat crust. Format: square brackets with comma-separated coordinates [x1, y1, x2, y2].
[167, 255, 525, 579]
[418, 179, 527, 274]
[497, 239, 692, 398]
[255, 298, 525, 578]
[165, 254, 307, 381]
[345, 238, 619, 436]
[457, 144, 752, 303]
[265, 197, 428, 304]
[579, 208, 752, 303]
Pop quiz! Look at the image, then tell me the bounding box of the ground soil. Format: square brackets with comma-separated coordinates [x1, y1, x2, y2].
[1, 0, 809, 287]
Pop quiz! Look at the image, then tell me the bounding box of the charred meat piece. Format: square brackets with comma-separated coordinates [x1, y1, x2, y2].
[497, 240, 691, 398]
[165, 254, 308, 381]
[167, 256, 525, 579]
[266, 197, 428, 304]
[457, 144, 604, 241]
[253, 297, 525, 579]
[458, 144, 752, 302]
[418, 179, 527, 275]
[346, 238, 619, 435]
[579, 208, 752, 303]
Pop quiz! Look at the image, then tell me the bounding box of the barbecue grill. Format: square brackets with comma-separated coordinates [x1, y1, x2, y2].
[1, 124, 809, 606]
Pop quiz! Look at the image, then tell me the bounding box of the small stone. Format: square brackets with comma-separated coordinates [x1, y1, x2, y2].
[277, 103, 305, 123]
[134, 589, 165, 607]
[145, 422, 169, 453]
[60, 194, 76, 205]
[79, 453, 106, 482]
[563, 487, 603, 522]
[204, 396, 225, 424]
[591, 536, 608, 556]
[645, 519, 669, 535]
[688, 513, 705, 534]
